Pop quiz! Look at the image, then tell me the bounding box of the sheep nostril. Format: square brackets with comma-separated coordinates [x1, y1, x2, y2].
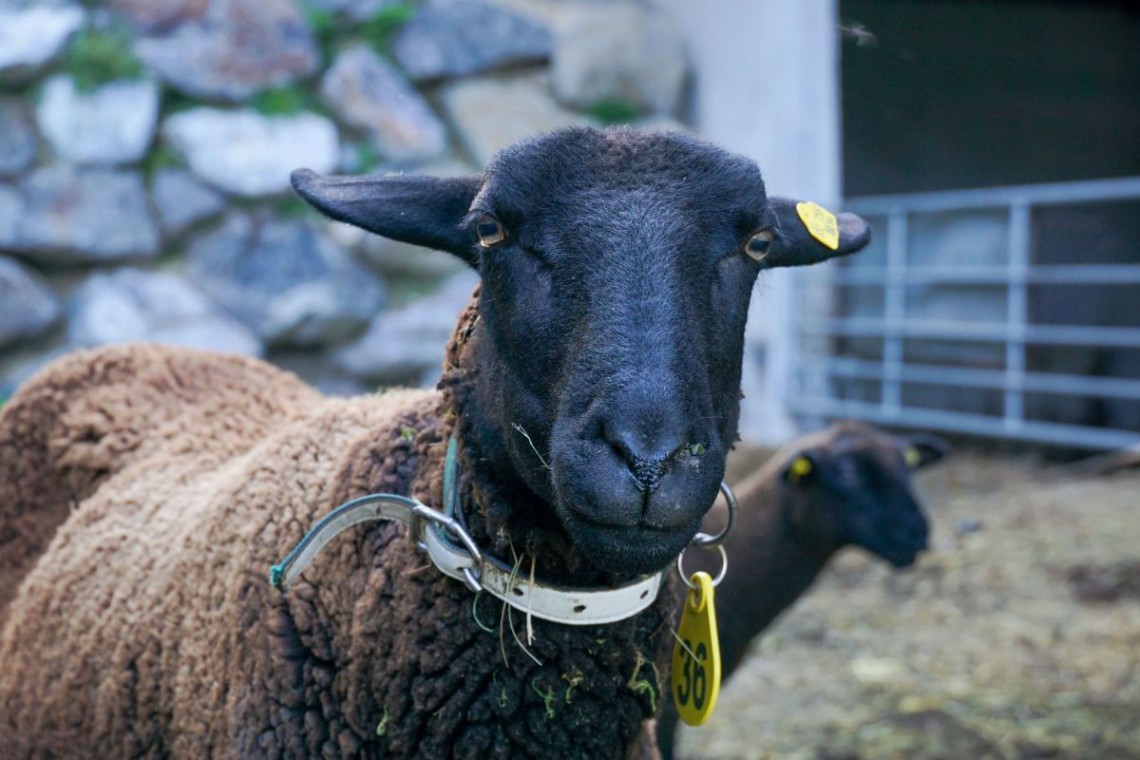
[600, 407, 697, 494]
[629, 455, 671, 493]
[604, 430, 682, 494]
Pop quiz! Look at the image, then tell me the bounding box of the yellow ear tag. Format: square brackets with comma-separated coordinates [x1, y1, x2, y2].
[672, 571, 721, 726]
[795, 201, 840, 251]
[787, 456, 813, 483]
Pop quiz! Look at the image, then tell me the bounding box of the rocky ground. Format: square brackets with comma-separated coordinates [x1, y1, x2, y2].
[675, 447, 1140, 760]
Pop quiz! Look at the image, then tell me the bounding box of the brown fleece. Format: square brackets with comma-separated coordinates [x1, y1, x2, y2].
[0, 345, 319, 625]
[0, 330, 675, 758]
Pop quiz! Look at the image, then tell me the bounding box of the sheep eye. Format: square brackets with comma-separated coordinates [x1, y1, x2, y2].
[476, 215, 507, 247]
[904, 447, 922, 468]
[744, 229, 774, 262]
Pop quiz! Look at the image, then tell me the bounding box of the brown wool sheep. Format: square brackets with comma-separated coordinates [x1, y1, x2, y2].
[0, 127, 870, 759]
[655, 421, 946, 758]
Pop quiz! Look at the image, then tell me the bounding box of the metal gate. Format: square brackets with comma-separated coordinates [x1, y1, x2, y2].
[787, 176, 1140, 451]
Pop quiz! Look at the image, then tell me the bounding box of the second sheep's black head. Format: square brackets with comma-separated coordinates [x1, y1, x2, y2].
[780, 421, 948, 568]
[292, 127, 872, 576]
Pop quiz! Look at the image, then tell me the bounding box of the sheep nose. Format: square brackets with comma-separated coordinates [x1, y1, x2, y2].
[904, 518, 929, 548]
[604, 421, 687, 494]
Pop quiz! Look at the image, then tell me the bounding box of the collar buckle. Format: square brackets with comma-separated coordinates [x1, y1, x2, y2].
[413, 504, 484, 593]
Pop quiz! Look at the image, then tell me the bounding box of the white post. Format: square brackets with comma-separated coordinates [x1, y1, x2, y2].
[656, 0, 843, 444]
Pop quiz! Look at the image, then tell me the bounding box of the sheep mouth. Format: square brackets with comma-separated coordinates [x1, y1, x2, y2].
[870, 538, 927, 569]
[885, 549, 920, 569]
[557, 507, 700, 575]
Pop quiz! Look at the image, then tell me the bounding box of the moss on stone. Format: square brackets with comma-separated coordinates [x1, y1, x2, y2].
[65, 26, 143, 93]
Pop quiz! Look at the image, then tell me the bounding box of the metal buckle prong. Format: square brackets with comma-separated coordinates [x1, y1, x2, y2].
[414, 504, 485, 593]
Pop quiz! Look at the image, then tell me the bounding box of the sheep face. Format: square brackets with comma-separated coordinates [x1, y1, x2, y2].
[292, 127, 871, 575]
[781, 423, 947, 568]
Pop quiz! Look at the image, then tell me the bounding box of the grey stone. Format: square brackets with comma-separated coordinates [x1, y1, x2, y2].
[269, 350, 368, 397]
[0, 4, 84, 82]
[36, 75, 160, 166]
[359, 231, 468, 279]
[337, 141, 372, 174]
[134, 0, 319, 101]
[392, 0, 551, 81]
[151, 169, 227, 237]
[0, 345, 69, 401]
[0, 100, 37, 177]
[296, 0, 390, 23]
[0, 184, 21, 244]
[550, 4, 686, 114]
[0, 256, 60, 349]
[163, 108, 339, 197]
[67, 267, 263, 356]
[106, 0, 206, 33]
[0, 165, 160, 264]
[334, 270, 477, 384]
[315, 375, 369, 397]
[441, 72, 598, 166]
[185, 214, 386, 347]
[635, 115, 690, 134]
[320, 45, 447, 164]
[481, 0, 581, 27]
[0, 0, 81, 7]
[954, 518, 984, 536]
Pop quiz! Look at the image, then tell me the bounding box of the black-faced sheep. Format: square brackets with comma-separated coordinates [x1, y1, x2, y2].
[0, 127, 870, 759]
[655, 420, 946, 758]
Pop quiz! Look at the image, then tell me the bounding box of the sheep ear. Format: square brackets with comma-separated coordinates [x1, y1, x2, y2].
[291, 169, 482, 265]
[762, 197, 871, 268]
[901, 433, 950, 469]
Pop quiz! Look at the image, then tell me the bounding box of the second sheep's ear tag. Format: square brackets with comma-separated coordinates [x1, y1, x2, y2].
[672, 571, 721, 726]
[795, 201, 840, 251]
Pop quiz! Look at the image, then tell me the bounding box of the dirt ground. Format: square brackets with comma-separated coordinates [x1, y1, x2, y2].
[675, 446, 1140, 760]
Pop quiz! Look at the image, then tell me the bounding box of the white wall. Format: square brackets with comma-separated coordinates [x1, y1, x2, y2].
[656, 0, 843, 443]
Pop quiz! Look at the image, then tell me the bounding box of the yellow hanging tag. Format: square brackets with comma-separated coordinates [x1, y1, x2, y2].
[795, 201, 840, 251]
[671, 571, 721, 726]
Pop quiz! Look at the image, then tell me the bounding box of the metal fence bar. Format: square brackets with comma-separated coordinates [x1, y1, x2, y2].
[831, 263, 1140, 286]
[790, 396, 1140, 451]
[814, 356, 1140, 399]
[801, 319, 1140, 348]
[845, 176, 1140, 215]
[882, 210, 907, 414]
[796, 176, 1140, 450]
[1005, 203, 1030, 429]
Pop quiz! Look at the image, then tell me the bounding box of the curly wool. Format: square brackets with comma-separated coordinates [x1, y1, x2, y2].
[0, 345, 320, 626]
[0, 325, 675, 758]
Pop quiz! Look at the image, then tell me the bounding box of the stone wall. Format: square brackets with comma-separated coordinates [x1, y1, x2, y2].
[0, 0, 690, 399]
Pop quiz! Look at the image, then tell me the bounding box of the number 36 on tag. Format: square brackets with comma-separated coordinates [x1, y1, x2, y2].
[671, 571, 721, 726]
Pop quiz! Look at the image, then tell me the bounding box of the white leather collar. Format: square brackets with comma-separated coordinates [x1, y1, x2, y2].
[269, 491, 665, 626]
[420, 521, 664, 625]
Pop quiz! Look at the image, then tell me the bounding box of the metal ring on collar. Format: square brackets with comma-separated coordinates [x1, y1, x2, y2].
[414, 504, 484, 593]
[676, 544, 728, 589]
[689, 481, 737, 548]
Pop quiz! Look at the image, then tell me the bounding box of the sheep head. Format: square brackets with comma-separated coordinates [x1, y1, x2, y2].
[780, 422, 948, 568]
[292, 127, 871, 576]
